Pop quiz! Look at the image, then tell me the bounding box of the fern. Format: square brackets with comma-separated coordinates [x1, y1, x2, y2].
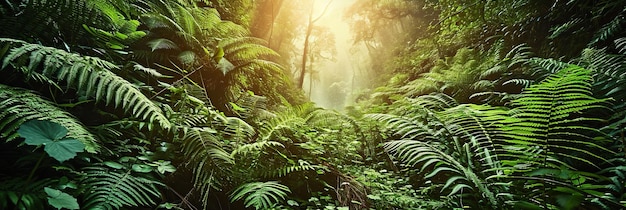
[575, 49, 626, 137]
[79, 164, 163, 210]
[549, 18, 583, 39]
[231, 140, 284, 157]
[0, 177, 55, 210]
[230, 91, 272, 120]
[0, 84, 100, 152]
[0, 39, 171, 129]
[229, 181, 290, 210]
[220, 37, 280, 64]
[178, 126, 233, 206]
[503, 65, 611, 169]
[384, 140, 498, 207]
[0, 0, 111, 48]
[589, 14, 625, 47]
[500, 65, 615, 208]
[257, 104, 312, 141]
[259, 159, 318, 178]
[369, 94, 509, 208]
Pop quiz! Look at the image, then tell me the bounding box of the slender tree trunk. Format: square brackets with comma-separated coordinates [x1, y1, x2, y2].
[267, 0, 284, 48]
[251, 0, 284, 40]
[308, 52, 315, 98]
[298, 3, 315, 89]
[298, 0, 332, 89]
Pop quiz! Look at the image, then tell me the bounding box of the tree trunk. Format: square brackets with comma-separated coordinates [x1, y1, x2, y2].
[298, 0, 332, 89]
[308, 51, 315, 98]
[298, 5, 314, 89]
[251, 0, 284, 40]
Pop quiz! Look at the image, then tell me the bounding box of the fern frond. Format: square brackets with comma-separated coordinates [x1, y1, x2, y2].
[221, 116, 256, 140]
[411, 93, 459, 110]
[441, 104, 508, 169]
[384, 140, 499, 207]
[79, 165, 163, 209]
[0, 39, 171, 129]
[367, 113, 437, 141]
[549, 18, 583, 39]
[179, 126, 233, 206]
[230, 92, 271, 120]
[575, 48, 626, 138]
[221, 38, 280, 63]
[589, 14, 625, 46]
[503, 65, 612, 170]
[0, 84, 99, 153]
[257, 105, 315, 141]
[527, 57, 569, 79]
[232, 140, 284, 157]
[305, 108, 360, 131]
[229, 181, 290, 210]
[147, 38, 180, 51]
[615, 37, 626, 54]
[501, 78, 533, 87]
[579, 49, 626, 100]
[0, 0, 111, 47]
[259, 159, 319, 178]
[0, 177, 55, 210]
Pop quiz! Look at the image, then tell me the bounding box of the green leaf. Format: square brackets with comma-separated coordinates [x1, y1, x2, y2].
[44, 138, 85, 162]
[18, 120, 67, 145]
[178, 51, 196, 65]
[157, 164, 176, 174]
[366, 194, 381, 200]
[230, 181, 290, 210]
[45, 187, 79, 210]
[147, 38, 179, 51]
[447, 184, 471, 196]
[213, 46, 225, 63]
[149, 160, 176, 174]
[229, 102, 246, 112]
[217, 57, 235, 75]
[556, 194, 583, 210]
[132, 164, 153, 173]
[287, 200, 299, 206]
[104, 161, 125, 169]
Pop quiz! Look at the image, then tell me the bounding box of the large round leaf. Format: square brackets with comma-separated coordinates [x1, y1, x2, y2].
[18, 120, 68, 146]
[45, 187, 79, 210]
[44, 138, 85, 162]
[18, 120, 84, 162]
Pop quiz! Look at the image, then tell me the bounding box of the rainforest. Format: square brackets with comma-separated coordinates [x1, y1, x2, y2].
[1, 0, 626, 209]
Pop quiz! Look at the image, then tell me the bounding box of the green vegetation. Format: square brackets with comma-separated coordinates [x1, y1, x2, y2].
[1, 0, 626, 209]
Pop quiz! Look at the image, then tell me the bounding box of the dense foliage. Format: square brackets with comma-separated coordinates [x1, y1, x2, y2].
[1, 0, 626, 209]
